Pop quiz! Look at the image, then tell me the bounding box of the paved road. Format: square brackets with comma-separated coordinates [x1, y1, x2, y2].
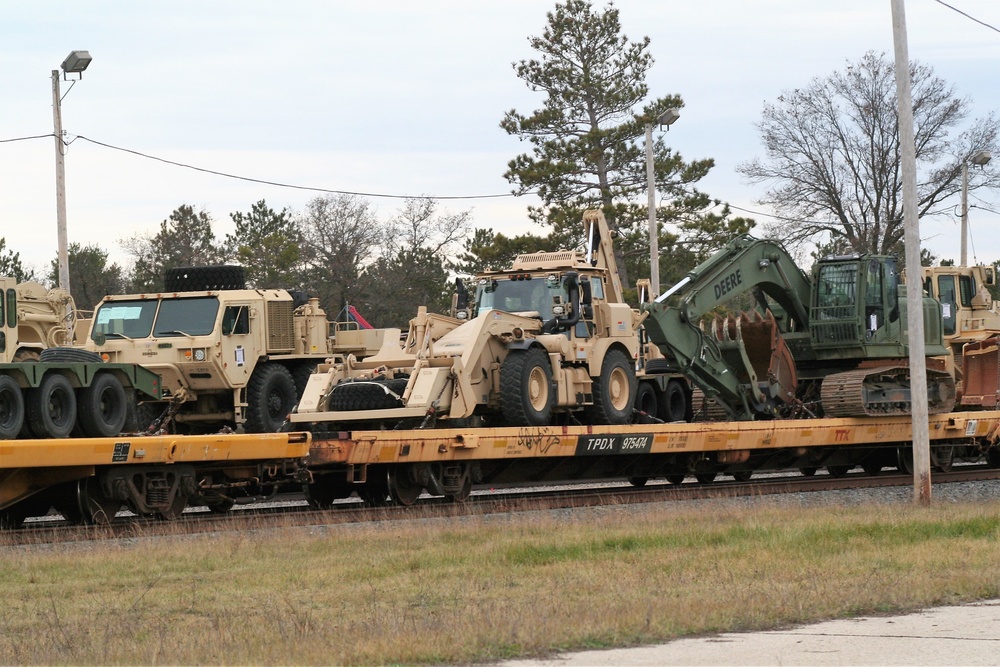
[496, 600, 1000, 666]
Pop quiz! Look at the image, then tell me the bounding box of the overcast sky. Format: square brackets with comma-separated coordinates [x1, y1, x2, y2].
[2, 1, 999, 279]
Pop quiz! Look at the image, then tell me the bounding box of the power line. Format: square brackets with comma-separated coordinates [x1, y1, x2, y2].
[932, 0, 1000, 34]
[0, 133, 54, 143]
[74, 135, 517, 201]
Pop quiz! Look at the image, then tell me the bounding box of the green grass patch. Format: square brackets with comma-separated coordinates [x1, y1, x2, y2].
[1, 500, 999, 664]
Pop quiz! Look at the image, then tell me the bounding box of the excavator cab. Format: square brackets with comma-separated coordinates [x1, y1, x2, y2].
[810, 256, 904, 354]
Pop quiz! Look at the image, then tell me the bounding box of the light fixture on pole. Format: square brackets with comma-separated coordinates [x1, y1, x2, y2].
[52, 50, 92, 297]
[646, 107, 680, 297]
[961, 150, 992, 267]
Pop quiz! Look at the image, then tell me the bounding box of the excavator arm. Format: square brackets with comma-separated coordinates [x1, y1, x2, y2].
[642, 236, 813, 420]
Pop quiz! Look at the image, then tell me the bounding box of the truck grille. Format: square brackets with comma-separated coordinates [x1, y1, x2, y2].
[267, 301, 294, 352]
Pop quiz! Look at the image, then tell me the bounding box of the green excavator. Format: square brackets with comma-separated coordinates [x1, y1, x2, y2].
[640, 235, 956, 420]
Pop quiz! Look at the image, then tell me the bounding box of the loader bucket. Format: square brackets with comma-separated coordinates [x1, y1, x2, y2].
[711, 309, 798, 407]
[961, 335, 1000, 407]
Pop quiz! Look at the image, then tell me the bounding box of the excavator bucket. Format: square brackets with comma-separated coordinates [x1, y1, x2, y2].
[961, 335, 1000, 408]
[710, 309, 798, 409]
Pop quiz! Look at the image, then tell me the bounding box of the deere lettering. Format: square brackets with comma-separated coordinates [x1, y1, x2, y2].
[713, 269, 743, 300]
[576, 433, 653, 455]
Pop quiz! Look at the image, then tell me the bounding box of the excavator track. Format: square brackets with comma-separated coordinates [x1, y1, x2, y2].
[820, 366, 956, 418]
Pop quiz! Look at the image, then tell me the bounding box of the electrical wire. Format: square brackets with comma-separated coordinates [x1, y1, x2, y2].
[932, 0, 1000, 34]
[74, 135, 516, 201]
[0, 133, 54, 143]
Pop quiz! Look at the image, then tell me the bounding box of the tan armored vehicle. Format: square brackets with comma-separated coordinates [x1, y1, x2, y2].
[292, 210, 690, 432]
[84, 266, 388, 433]
[1, 278, 76, 360]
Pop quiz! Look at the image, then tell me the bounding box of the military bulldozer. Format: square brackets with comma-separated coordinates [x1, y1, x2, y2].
[291, 210, 690, 432]
[84, 266, 388, 433]
[641, 236, 959, 421]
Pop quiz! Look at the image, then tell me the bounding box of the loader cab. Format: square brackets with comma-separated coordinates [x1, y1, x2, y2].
[812, 255, 901, 349]
[474, 273, 567, 321]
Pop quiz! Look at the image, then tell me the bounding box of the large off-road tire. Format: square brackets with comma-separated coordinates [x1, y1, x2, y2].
[39, 348, 103, 364]
[164, 265, 246, 292]
[661, 379, 688, 422]
[328, 378, 408, 411]
[589, 348, 636, 425]
[644, 357, 674, 374]
[77, 373, 128, 438]
[500, 347, 554, 427]
[634, 382, 657, 417]
[0, 375, 25, 440]
[27, 373, 77, 439]
[244, 363, 297, 433]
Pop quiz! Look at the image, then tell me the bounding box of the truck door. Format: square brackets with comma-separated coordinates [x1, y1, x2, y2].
[0, 279, 15, 363]
[937, 275, 957, 336]
[220, 304, 252, 387]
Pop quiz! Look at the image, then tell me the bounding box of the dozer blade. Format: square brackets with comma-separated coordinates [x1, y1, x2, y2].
[821, 365, 957, 418]
[710, 309, 798, 410]
[961, 335, 1000, 408]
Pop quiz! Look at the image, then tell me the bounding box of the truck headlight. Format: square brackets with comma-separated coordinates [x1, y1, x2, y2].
[193, 349, 207, 361]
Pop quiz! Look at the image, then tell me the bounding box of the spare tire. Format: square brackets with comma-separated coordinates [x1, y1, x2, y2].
[328, 378, 408, 411]
[164, 265, 246, 292]
[40, 347, 104, 363]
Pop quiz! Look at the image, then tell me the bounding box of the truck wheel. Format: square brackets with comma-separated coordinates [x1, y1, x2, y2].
[27, 373, 77, 439]
[0, 375, 25, 440]
[77, 373, 128, 438]
[245, 364, 297, 433]
[589, 348, 636, 425]
[634, 382, 657, 417]
[661, 380, 688, 422]
[500, 347, 554, 427]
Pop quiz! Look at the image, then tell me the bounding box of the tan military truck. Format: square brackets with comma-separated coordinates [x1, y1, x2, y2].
[292, 210, 691, 433]
[84, 266, 388, 433]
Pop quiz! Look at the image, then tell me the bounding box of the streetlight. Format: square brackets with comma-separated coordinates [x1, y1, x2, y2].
[52, 49, 92, 296]
[646, 108, 679, 297]
[961, 150, 992, 266]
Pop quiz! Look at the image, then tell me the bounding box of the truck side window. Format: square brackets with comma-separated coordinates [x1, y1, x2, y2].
[222, 306, 250, 335]
[5, 288, 15, 328]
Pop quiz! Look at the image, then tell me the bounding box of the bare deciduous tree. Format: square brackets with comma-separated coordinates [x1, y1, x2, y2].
[738, 50, 1000, 256]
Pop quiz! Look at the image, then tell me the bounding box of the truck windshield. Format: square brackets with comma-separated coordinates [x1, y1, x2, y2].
[92, 300, 159, 339]
[153, 297, 220, 337]
[475, 277, 568, 320]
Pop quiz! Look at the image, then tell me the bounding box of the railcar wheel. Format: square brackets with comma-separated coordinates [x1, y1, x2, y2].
[205, 497, 236, 514]
[862, 460, 883, 476]
[932, 445, 955, 473]
[800, 467, 818, 476]
[306, 477, 353, 509]
[77, 373, 128, 438]
[695, 472, 716, 484]
[0, 375, 25, 440]
[589, 348, 636, 425]
[388, 467, 423, 506]
[826, 465, 851, 478]
[500, 347, 554, 427]
[732, 471, 752, 482]
[157, 493, 188, 521]
[628, 476, 648, 487]
[666, 474, 686, 485]
[987, 447, 1000, 469]
[245, 364, 297, 433]
[358, 469, 390, 506]
[445, 475, 473, 503]
[27, 373, 77, 439]
[897, 447, 914, 475]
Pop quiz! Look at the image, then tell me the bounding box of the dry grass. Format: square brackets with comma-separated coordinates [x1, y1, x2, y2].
[0, 500, 999, 665]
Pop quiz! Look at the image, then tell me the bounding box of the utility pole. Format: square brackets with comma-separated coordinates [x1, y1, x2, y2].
[890, 0, 932, 506]
[52, 69, 70, 295]
[646, 122, 658, 296]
